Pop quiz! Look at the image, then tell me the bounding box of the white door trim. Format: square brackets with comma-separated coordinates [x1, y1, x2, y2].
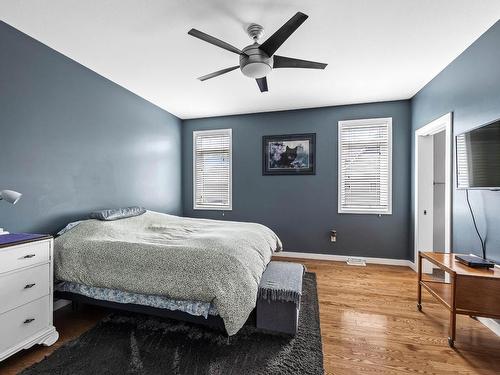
[414, 113, 453, 266]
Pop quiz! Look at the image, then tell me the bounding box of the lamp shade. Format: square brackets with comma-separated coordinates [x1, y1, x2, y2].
[0, 190, 22, 204]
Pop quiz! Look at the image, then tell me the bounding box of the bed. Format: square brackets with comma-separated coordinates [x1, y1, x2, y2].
[53, 210, 282, 335]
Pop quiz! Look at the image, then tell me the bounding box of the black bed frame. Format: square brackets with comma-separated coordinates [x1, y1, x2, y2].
[55, 291, 228, 332]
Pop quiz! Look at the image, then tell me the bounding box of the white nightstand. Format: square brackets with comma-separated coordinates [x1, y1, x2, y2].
[0, 235, 59, 361]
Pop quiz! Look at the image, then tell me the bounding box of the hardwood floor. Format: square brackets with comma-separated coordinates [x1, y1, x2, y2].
[1, 260, 499, 374]
[305, 260, 500, 375]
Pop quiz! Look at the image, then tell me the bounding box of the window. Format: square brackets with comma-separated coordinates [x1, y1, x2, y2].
[193, 129, 232, 210]
[338, 118, 392, 214]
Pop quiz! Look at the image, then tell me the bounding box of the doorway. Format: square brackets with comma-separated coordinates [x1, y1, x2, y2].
[414, 113, 453, 273]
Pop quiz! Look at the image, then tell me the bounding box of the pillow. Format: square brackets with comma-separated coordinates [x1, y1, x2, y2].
[57, 220, 83, 236]
[90, 206, 146, 221]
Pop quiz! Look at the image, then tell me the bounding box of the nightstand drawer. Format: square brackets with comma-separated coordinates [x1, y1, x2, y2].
[0, 264, 50, 314]
[0, 296, 50, 354]
[0, 240, 50, 274]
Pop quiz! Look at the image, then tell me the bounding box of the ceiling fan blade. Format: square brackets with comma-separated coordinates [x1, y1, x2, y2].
[273, 55, 327, 69]
[188, 29, 245, 55]
[259, 12, 308, 57]
[198, 66, 240, 81]
[256, 77, 268, 92]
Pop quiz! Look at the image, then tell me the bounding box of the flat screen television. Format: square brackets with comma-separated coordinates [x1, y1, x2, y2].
[456, 118, 500, 190]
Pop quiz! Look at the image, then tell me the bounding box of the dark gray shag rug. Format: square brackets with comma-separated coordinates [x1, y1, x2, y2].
[22, 273, 323, 375]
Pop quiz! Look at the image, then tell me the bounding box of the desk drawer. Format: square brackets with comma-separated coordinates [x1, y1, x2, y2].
[0, 240, 50, 274]
[456, 276, 500, 316]
[0, 296, 50, 354]
[0, 264, 50, 314]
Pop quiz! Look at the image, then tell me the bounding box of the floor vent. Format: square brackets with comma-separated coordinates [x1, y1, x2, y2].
[346, 257, 367, 266]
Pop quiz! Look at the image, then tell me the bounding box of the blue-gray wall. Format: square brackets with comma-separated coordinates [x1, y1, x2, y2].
[183, 101, 412, 259]
[0, 21, 182, 234]
[5, 15, 497, 263]
[411, 20, 500, 264]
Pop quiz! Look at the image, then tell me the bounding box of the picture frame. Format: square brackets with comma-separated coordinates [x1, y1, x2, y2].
[262, 133, 316, 175]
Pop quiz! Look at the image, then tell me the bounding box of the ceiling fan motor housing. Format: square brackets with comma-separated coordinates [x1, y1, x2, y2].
[240, 44, 273, 79]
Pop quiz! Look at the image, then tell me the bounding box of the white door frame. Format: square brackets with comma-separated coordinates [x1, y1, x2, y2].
[414, 113, 453, 270]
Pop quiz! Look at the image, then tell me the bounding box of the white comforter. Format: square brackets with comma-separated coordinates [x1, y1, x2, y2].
[54, 211, 282, 335]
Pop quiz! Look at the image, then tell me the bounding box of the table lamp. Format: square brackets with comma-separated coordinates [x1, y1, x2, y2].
[0, 190, 22, 205]
[0, 189, 22, 235]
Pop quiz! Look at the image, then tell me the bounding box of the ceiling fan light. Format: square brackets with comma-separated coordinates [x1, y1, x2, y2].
[241, 62, 272, 79]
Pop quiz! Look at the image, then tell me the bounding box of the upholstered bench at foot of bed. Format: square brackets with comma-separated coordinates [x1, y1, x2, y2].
[256, 261, 304, 335]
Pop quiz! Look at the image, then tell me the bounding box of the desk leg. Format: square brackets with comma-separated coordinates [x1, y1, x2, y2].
[417, 252, 422, 311]
[448, 311, 456, 348]
[448, 274, 457, 348]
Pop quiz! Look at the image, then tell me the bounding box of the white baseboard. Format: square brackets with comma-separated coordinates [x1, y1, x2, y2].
[477, 317, 500, 337]
[274, 251, 413, 268]
[53, 299, 71, 311]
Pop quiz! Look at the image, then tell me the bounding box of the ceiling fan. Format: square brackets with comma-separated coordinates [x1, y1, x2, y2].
[188, 12, 327, 92]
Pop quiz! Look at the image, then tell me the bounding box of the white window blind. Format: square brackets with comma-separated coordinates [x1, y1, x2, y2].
[193, 129, 232, 210]
[456, 134, 470, 188]
[338, 118, 392, 214]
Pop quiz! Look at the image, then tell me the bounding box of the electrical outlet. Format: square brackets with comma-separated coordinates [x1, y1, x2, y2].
[330, 230, 337, 242]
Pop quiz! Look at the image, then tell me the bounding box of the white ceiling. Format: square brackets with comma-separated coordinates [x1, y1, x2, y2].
[1, 1, 500, 119]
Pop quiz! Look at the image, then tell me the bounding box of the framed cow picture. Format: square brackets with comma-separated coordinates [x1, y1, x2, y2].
[262, 133, 316, 175]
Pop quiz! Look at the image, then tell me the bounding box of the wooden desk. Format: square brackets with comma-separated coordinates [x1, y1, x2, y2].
[417, 251, 500, 347]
